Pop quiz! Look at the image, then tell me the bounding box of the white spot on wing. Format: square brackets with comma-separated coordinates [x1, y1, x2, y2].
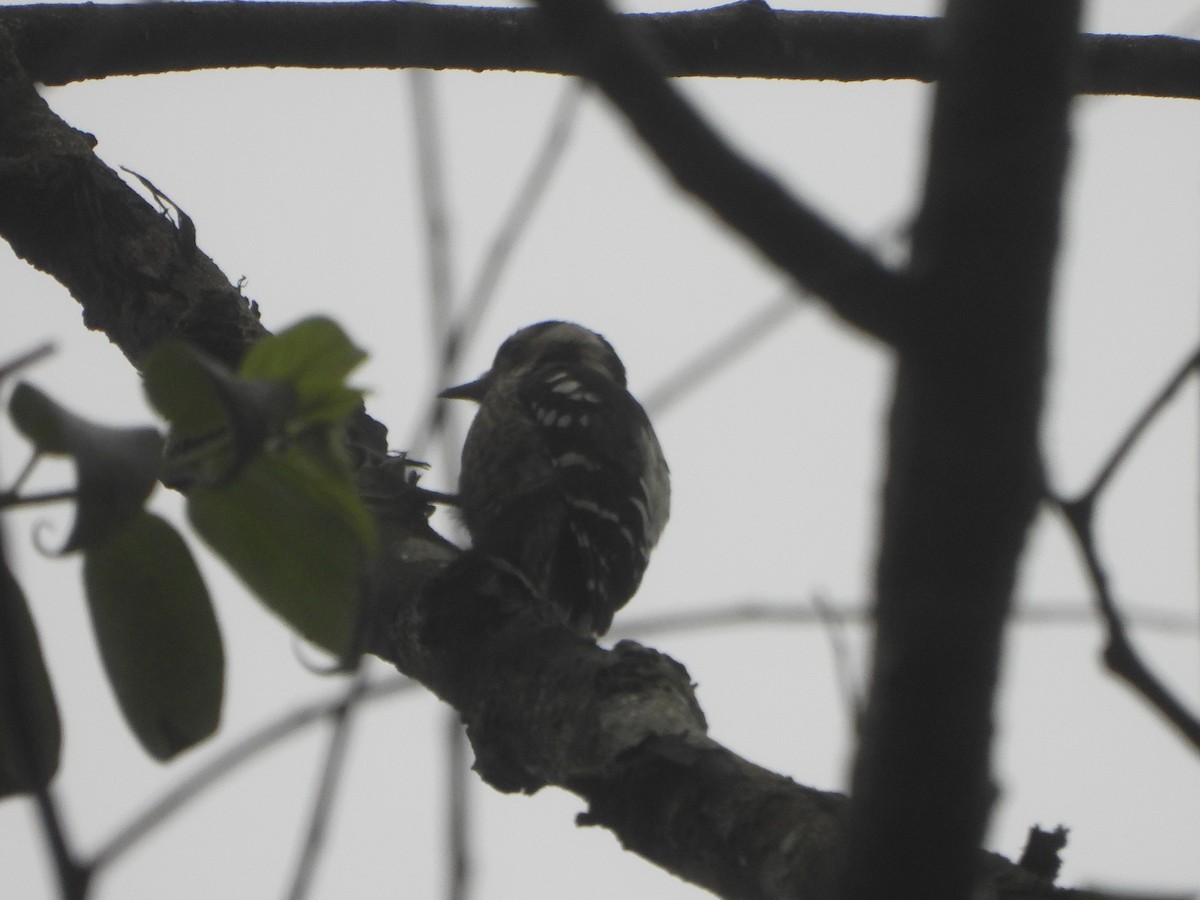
[567, 497, 621, 524]
[554, 452, 601, 470]
[629, 496, 651, 532]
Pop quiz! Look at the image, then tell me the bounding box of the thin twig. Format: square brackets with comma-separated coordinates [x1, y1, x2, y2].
[0, 451, 43, 502]
[410, 69, 455, 350]
[640, 220, 901, 419]
[89, 676, 416, 873]
[285, 673, 369, 900]
[409, 81, 583, 456]
[0, 488, 77, 510]
[611, 596, 1197, 640]
[810, 592, 864, 735]
[449, 82, 584, 362]
[1079, 343, 1200, 502]
[410, 68, 470, 900]
[1053, 498, 1200, 752]
[444, 712, 470, 900]
[641, 291, 804, 417]
[1044, 339, 1200, 754]
[0, 342, 55, 383]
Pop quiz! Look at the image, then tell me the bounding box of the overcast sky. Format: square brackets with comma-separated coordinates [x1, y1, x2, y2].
[2, 1, 1199, 897]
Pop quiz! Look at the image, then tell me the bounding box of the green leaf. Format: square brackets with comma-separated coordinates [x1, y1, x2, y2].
[141, 342, 234, 441]
[239, 317, 367, 424]
[83, 512, 223, 761]
[188, 451, 375, 658]
[142, 342, 294, 478]
[0, 558, 62, 797]
[10, 383, 163, 552]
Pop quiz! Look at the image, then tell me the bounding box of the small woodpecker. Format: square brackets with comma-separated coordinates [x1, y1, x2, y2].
[440, 321, 669, 636]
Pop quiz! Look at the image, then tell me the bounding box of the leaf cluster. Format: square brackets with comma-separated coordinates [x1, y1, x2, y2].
[0, 317, 376, 794]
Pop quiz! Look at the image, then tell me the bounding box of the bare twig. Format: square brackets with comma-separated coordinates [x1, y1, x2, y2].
[0, 451, 43, 503]
[1053, 497, 1200, 752]
[410, 69, 456, 351]
[1078, 344, 1200, 503]
[0, 488, 78, 511]
[89, 676, 417, 873]
[285, 673, 369, 900]
[641, 291, 804, 417]
[810, 592, 864, 734]
[444, 712, 470, 900]
[613, 596, 1197, 640]
[450, 81, 583, 359]
[1047, 341, 1200, 754]
[0, 342, 54, 383]
[409, 81, 583, 454]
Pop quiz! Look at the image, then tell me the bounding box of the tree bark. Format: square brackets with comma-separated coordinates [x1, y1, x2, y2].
[840, 3, 1079, 899]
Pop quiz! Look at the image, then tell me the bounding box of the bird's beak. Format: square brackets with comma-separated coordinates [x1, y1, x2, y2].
[439, 373, 491, 402]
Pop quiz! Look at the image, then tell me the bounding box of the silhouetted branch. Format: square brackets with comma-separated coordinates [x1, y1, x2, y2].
[843, 2, 1079, 898]
[368, 550, 1114, 899]
[641, 292, 803, 417]
[410, 81, 581, 452]
[90, 676, 417, 873]
[531, 0, 906, 343]
[1048, 340, 1200, 755]
[286, 673, 368, 900]
[0, 29, 264, 369]
[3, 2, 1200, 100]
[1078, 344, 1200, 503]
[1054, 497, 1200, 753]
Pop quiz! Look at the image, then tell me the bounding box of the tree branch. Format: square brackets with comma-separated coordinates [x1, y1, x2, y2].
[2, 2, 1199, 100]
[1047, 340, 1200, 754]
[0, 6, 1169, 897]
[367, 547, 1108, 900]
[0, 28, 264, 369]
[842, 3, 1079, 899]
[1054, 496, 1200, 753]
[0, 30, 392, 458]
[530, 0, 906, 344]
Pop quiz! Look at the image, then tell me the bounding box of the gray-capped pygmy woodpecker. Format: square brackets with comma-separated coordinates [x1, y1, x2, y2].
[440, 321, 670, 636]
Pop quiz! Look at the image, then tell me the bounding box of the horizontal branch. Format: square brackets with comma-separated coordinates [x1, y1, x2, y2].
[3, 2, 1200, 99]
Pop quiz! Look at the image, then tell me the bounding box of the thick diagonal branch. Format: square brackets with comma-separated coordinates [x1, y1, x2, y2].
[0, 31, 263, 368]
[532, 0, 906, 343]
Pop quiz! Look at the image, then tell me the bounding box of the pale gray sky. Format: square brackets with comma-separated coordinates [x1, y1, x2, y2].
[2, 1, 1199, 897]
